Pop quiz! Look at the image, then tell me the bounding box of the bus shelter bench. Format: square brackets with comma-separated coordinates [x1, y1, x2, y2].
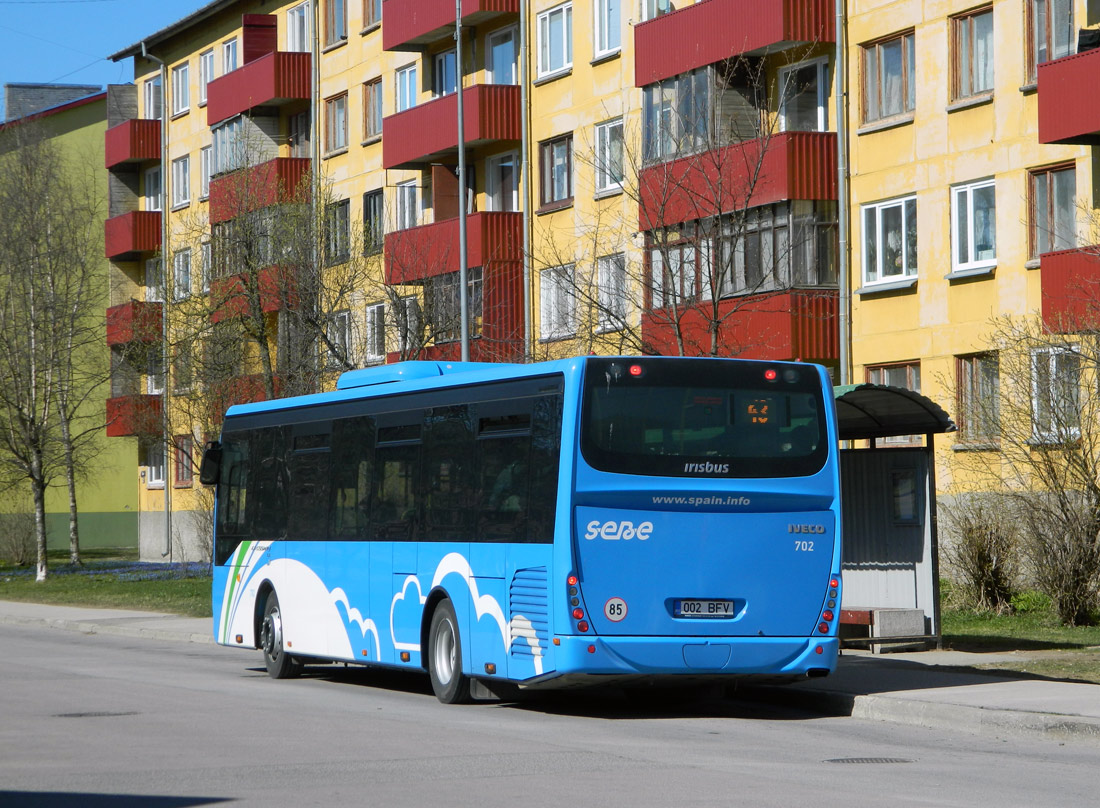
[839, 607, 931, 653]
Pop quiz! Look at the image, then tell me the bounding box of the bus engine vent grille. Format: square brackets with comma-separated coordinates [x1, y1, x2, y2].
[509, 566, 549, 657]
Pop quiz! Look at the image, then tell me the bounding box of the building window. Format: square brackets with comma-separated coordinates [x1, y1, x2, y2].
[957, 353, 999, 444]
[364, 0, 382, 29]
[1030, 164, 1076, 258]
[396, 180, 418, 230]
[174, 435, 194, 487]
[324, 93, 348, 153]
[325, 0, 347, 45]
[537, 2, 573, 79]
[952, 7, 993, 101]
[540, 265, 576, 340]
[487, 26, 518, 84]
[200, 146, 212, 199]
[365, 302, 386, 362]
[1032, 345, 1080, 443]
[395, 63, 417, 112]
[540, 133, 573, 207]
[145, 258, 163, 303]
[426, 268, 483, 343]
[173, 249, 191, 301]
[867, 361, 921, 444]
[363, 78, 382, 140]
[143, 76, 162, 120]
[147, 350, 165, 396]
[649, 242, 699, 309]
[434, 49, 457, 97]
[487, 152, 518, 212]
[395, 295, 421, 354]
[595, 118, 623, 194]
[288, 2, 311, 52]
[325, 199, 350, 264]
[146, 441, 165, 488]
[289, 110, 310, 158]
[326, 310, 350, 367]
[861, 195, 917, 285]
[1027, 0, 1073, 84]
[173, 344, 193, 394]
[211, 116, 245, 175]
[641, 0, 671, 22]
[171, 63, 189, 115]
[199, 50, 215, 105]
[952, 179, 996, 273]
[363, 189, 384, 254]
[597, 253, 626, 331]
[144, 165, 162, 212]
[222, 38, 238, 73]
[594, 0, 621, 58]
[862, 31, 915, 124]
[171, 155, 190, 208]
[642, 67, 710, 162]
[201, 242, 212, 293]
[779, 58, 828, 132]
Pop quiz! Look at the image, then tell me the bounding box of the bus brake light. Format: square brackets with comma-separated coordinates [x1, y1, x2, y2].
[572, 608, 584, 620]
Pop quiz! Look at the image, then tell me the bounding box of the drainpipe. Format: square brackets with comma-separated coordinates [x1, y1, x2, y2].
[312, 0, 321, 301]
[142, 40, 172, 561]
[519, 0, 532, 361]
[834, 1, 850, 386]
[456, 0, 470, 362]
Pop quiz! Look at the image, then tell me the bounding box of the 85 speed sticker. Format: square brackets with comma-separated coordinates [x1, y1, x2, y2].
[604, 597, 628, 622]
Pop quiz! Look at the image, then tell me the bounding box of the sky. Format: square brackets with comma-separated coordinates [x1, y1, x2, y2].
[0, 0, 211, 119]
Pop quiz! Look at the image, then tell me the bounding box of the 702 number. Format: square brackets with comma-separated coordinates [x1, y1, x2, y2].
[793, 541, 815, 552]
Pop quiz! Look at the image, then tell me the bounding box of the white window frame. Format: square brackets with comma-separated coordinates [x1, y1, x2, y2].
[537, 2, 573, 79]
[779, 58, 828, 132]
[951, 178, 996, 274]
[1031, 345, 1080, 443]
[325, 93, 348, 154]
[594, 0, 621, 58]
[540, 264, 576, 340]
[201, 242, 212, 293]
[171, 63, 189, 115]
[143, 76, 162, 120]
[396, 63, 417, 112]
[487, 25, 518, 85]
[146, 441, 165, 488]
[597, 253, 626, 331]
[222, 38, 238, 73]
[147, 350, 165, 397]
[396, 180, 419, 230]
[326, 310, 350, 367]
[595, 118, 624, 194]
[173, 249, 191, 302]
[200, 146, 212, 199]
[487, 151, 519, 212]
[171, 155, 190, 208]
[211, 116, 245, 176]
[199, 49, 215, 105]
[640, 0, 671, 22]
[396, 295, 421, 353]
[144, 165, 162, 212]
[145, 257, 164, 303]
[861, 194, 917, 285]
[365, 302, 386, 363]
[287, 2, 311, 52]
[433, 49, 457, 97]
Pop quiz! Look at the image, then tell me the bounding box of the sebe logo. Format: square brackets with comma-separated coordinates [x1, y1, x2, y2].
[788, 524, 826, 534]
[584, 520, 654, 541]
[683, 461, 730, 474]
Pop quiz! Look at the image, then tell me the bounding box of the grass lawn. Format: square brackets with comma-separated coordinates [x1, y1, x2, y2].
[0, 548, 212, 618]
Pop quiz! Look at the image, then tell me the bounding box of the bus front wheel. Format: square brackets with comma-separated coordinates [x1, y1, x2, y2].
[260, 591, 303, 680]
[427, 599, 472, 704]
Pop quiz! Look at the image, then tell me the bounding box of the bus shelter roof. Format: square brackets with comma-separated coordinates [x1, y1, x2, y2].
[833, 384, 956, 442]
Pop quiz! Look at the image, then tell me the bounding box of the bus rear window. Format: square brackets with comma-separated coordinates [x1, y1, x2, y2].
[580, 358, 829, 478]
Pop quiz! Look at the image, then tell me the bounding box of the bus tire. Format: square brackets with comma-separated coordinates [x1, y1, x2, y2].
[260, 591, 304, 680]
[427, 599, 472, 704]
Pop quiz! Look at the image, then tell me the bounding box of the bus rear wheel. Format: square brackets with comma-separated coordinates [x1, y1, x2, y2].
[260, 591, 303, 680]
[428, 599, 472, 704]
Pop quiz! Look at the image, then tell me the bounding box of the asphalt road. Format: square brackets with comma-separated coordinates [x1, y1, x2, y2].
[0, 623, 1094, 807]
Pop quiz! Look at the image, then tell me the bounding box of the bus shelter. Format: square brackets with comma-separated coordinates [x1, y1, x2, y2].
[832, 384, 956, 650]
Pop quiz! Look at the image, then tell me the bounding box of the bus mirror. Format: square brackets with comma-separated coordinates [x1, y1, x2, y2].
[199, 441, 222, 486]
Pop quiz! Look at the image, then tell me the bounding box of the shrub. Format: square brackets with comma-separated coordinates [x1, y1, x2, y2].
[941, 494, 1018, 614]
[0, 513, 36, 565]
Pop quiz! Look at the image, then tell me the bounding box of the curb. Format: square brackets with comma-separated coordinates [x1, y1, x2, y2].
[0, 613, 215, 645]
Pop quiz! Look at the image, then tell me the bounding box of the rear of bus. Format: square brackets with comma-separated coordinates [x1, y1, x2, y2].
[556, 356, 841, 684]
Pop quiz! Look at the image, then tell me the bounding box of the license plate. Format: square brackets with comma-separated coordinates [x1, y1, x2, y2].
[674, 599, 735, 618]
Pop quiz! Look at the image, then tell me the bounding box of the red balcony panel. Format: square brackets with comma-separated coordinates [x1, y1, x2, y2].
[106, 395, 162, 438]
[641, 288, 838, 360]
[635, 0, 835, 87]
[1037, 48, 1100, 145]
[1041, 247, 1100, 332]
[210, 266, 298, 324]
[106, 301, 163, 347]
[382, 85, 520, 169]
[105, 211, 161, 260]
[382, 0, 518, 51]
[639, 131, 836, 230]
[206, 51, 311, 126]
[104, 119, 160, 169]
[384, 211, 522, 284]
[208, 374, 284, 422]
[242, 14, 278, 65]
[208, 157, 311, 224]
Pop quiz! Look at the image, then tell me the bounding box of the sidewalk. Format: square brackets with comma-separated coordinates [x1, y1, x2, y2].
[3, 599, 1099, 745]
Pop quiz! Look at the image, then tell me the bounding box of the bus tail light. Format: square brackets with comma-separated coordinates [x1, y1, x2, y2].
[816, 575, 841, 636]
[572, 608, 584, 620]
[567, 573, 595, 635]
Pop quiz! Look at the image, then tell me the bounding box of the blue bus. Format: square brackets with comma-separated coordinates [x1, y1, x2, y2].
[202, 356, 842, 703]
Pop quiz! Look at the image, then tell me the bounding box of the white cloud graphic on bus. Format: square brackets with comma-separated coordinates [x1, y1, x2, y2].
[390, 575, 428, 652]
[584, 520, 653, 541]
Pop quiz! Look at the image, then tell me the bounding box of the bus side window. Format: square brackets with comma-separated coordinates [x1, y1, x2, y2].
[214, 432, 250, 565]
[423, 406, 474, 541]
[371, 418, 422, 542]
[527, 395, 562, 544]
[287, 429, 332, 541]
[330, 416, 374, 540]
[251, 427, 288, 540]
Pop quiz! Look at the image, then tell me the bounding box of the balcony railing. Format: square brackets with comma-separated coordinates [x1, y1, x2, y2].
[641, 288, 839, 360]
[638, 131, 837, 230]
[1040, 246, 1100, 332]
[210, 266, 297, 324]
[382, 85, 520, 169]
[206, 51, 311, 126]
[208, 374, 284, 421]
[208, 157, 311, 224]
[104, 119, 160, 170]
[105, 211, 161, 260]
[106, 395, 162, 438]
[634, 0, 835, 87]
[384, 211, 522, 284]
[382, 0, 517, 51]
[106, 301, 163, 347]
[1037, 47, 1100, 145]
